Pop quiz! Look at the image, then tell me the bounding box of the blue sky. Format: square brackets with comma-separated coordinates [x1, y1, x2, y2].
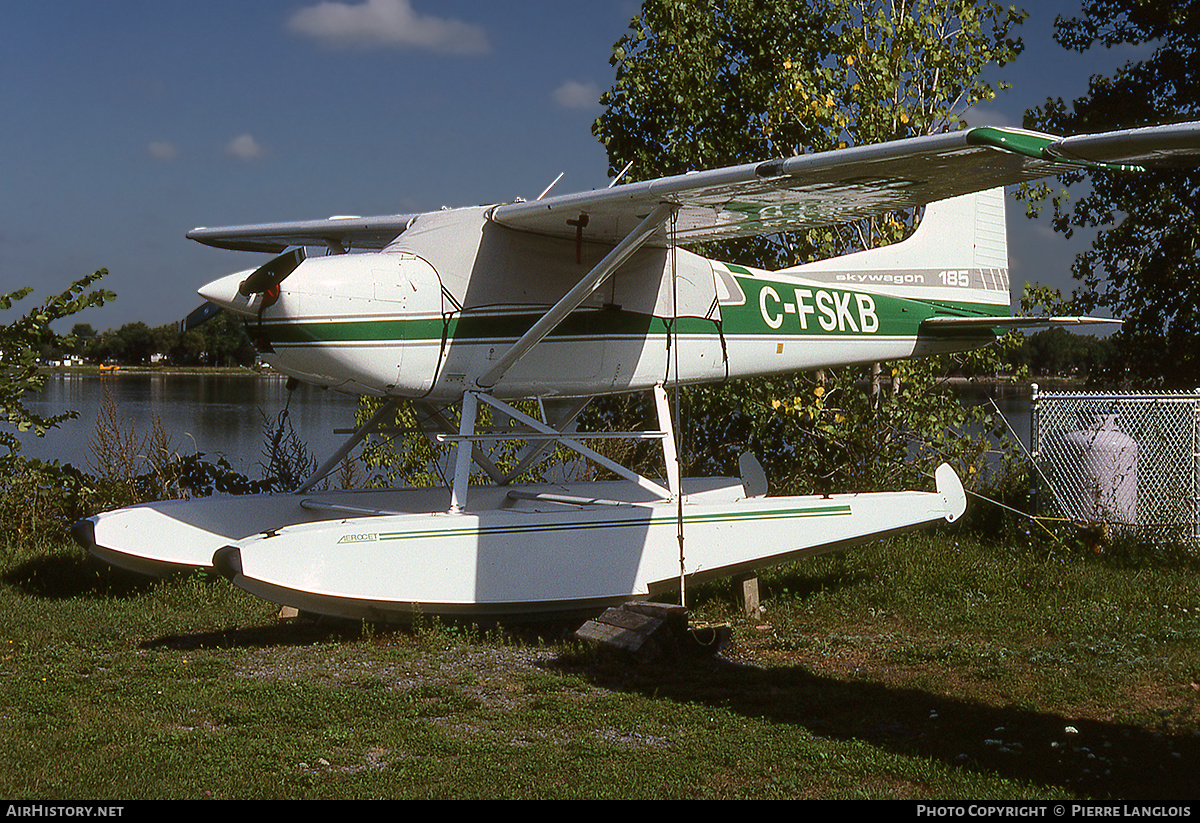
[0, 1, 1153, 332]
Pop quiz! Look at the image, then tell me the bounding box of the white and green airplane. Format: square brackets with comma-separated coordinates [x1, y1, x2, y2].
[76, 122, 1200, 622]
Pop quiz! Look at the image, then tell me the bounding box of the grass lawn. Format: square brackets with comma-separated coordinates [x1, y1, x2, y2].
[0, 529, 1197, 800]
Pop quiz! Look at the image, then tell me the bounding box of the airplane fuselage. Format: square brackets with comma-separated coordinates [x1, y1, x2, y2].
[200, 202, 1005, 401]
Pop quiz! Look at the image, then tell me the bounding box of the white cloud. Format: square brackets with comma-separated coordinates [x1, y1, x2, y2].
[287, 0, 490, 54]
[961, 104, 1018, 129]
[552, 80, 601, 110]
[225, 134, 265, 162]
[147, 141, 178, 161]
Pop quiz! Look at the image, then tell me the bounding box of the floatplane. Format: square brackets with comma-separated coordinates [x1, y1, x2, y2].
[73, 122, 1200, 622]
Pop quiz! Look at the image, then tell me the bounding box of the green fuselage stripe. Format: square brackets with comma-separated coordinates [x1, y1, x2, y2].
[259, 277, 1006, 345]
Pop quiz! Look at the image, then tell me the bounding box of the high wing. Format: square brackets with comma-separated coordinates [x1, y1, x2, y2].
[493, 122, 1200, 245]
[187, 214, 422, 254]
[186, 123, 1200, 255]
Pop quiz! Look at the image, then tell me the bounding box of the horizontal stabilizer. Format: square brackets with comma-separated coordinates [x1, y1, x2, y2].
[921, 315, 1122, 335]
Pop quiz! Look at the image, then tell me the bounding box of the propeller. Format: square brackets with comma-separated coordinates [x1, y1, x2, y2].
[183, 246, 308, 332]
[184, 247, 307, 336]
[180, 300, 222, 333]
[238, 247, 306, 296]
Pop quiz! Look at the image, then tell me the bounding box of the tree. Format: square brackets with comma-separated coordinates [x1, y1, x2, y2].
[196, 310, 256, 367]
[0, 271, 114, 458]
[111, 322, 157, 365]
[82, 311, 255, 368]
[1019, 326, 1116, 380]
[1021, 1, 1200, 387]
[596, 0, 1026, 267]
[68, 323, 97, 355]
[591, 0, 1028, 495]
[593, 0, 840, 267]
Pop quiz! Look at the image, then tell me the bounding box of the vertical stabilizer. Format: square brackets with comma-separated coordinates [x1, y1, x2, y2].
[781, 188, 1010, 310]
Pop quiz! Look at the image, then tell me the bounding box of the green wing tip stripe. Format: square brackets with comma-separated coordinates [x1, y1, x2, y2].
[965, 126, 1055, 160]
[966, 127, 1146, 173]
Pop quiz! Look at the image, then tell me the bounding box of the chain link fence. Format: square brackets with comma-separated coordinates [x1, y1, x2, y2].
[1031, 385, 1200, 544]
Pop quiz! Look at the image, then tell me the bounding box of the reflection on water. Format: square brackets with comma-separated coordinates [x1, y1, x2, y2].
[14, 373, 1035, 478]
[956, 381, 1032, 451]
[16, 372, 362, 474]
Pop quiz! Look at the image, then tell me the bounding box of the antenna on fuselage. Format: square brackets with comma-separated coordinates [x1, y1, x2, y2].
[608, 160, 634, 188]
[536, 172, 565, 201]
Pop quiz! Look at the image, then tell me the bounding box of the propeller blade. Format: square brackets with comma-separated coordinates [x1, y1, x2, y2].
[238, 247, 306, 296]
[180, 300, 222, 333]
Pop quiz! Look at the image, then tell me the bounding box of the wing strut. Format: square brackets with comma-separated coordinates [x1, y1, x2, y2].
[440, 390, 677, 512]
[293, 397, 400, 493]
[474, 201, 676, 390]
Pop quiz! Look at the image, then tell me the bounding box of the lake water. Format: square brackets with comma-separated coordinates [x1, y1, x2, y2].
[16, 372, 363, 475]
[13, 373, 1033, 477]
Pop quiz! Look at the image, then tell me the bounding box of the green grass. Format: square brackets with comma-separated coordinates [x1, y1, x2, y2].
[0, 528, 1197, 799]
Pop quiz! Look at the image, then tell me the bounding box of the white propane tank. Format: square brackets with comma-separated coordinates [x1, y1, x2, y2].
[1061, 414, 1138, 524]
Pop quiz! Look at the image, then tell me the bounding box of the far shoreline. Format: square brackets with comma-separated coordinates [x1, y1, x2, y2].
[46, 364, 278, 377]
